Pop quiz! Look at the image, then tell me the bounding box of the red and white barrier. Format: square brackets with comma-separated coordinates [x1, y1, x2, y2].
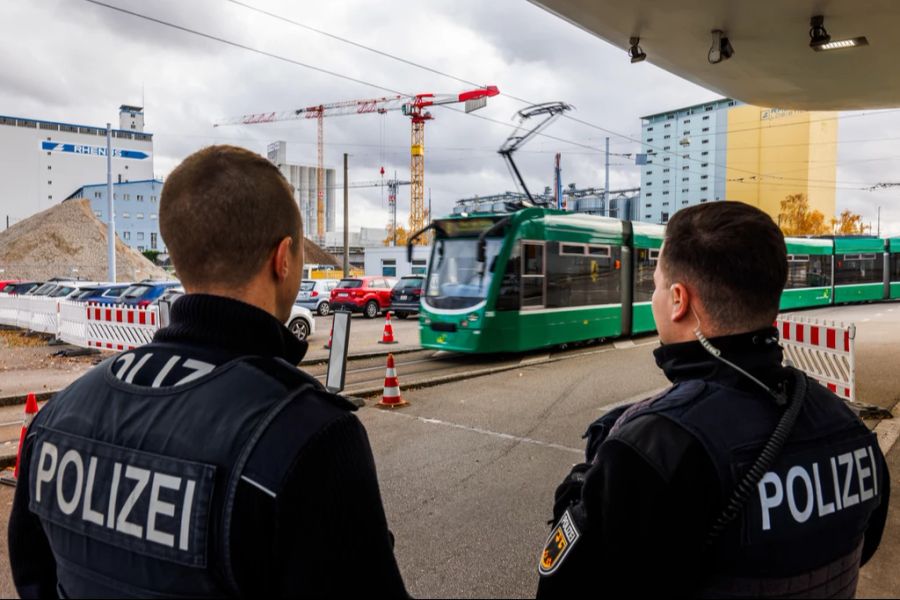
[776, 314, 856, 400]
[85, 303, 158, 351]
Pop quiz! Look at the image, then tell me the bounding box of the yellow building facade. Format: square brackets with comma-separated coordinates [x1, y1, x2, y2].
[725, 106, 837, 220]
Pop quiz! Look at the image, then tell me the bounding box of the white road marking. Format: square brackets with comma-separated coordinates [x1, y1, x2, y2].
[613, 340, 635, 349]
[383, 412, 582, 455]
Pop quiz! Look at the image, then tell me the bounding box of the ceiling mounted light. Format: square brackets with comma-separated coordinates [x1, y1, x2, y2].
[708, 30, 734, 64]
[628, 37, 646, 63]
[809, 15, 869, 51]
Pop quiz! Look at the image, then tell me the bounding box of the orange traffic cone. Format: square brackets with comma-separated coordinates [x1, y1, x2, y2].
[378, 312, 398, 345]
[323, 320, 333, 350]
[377, 354, 408, 408]
[14, 393, 39, 479]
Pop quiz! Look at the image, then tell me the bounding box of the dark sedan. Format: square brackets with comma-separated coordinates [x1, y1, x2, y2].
[389, 275, 425, 318]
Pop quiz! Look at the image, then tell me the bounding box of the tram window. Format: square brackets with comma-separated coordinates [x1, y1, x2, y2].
[835, 253, 883, 285]
[892, 253, 900, 281]
[785, 255, 810, 289]
[523, 243, 544, 275]
[521, 242, 545, 308]
[560, 244, 585, 256]
[633, 248, 658, 302]
[546, 241, 621, 308]
[496, 245, 521, 311]
[587, 245, 610, 257]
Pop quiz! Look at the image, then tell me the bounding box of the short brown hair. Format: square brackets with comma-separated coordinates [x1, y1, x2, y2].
[160, 145, 302, 287]
[662, 202, 787, 328]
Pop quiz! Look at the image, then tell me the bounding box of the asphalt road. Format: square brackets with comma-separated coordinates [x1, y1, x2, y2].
[359, 302, 900, 598]
[305, 313, 421, 360]
[359, 337, 667, 598]
[0, 302, 896, 598]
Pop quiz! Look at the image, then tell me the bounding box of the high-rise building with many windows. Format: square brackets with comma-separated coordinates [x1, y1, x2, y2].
[639, 99, 836, 224]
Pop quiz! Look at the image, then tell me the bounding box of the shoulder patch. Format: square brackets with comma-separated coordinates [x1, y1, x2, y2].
[538, 509, 580, 577]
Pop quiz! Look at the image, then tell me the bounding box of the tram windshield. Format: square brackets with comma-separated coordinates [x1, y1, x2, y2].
[425, 237, 504, 309]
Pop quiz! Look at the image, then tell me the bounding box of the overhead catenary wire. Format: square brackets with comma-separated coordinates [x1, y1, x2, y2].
[224, 0, 900, 190]
[85, 0, 900, 194]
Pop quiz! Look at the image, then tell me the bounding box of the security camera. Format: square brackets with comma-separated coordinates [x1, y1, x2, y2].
[708, 30, 734, 64]
[628, 37, 647, 63]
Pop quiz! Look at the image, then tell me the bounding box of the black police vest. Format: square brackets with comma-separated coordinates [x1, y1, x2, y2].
[610, 376, 885, 598]
[27, 349, 343, 598]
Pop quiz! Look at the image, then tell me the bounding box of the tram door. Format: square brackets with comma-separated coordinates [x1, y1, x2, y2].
[521, 241, 546, 308]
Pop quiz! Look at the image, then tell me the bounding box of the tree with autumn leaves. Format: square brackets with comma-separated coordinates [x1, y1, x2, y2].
[777, 193, 867, 236]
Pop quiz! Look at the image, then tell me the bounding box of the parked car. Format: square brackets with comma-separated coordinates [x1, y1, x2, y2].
[2, 281, 40, 295]
[389, 275, 425, 318]
[154, 286, 185, 306]
[286, 304, 316, 341]
[329, 276, 398, 318]
[295, 279, 339, 316]
[118, 281, 181, 307]
[71, 284, 130, 303]
[0, 279, 19, 293]
[155, 288, 316, 342]
[26, 281, 60, 296]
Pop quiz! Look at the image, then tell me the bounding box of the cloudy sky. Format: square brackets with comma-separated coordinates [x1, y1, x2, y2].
[3, 0, 899, 236]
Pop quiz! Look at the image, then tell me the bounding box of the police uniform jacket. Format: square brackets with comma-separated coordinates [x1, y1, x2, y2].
[8, 294, 408, 598]
[536, 328, 889, 598]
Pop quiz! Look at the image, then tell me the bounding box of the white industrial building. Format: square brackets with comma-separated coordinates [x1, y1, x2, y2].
[267, 141, 335, 243]
[364, 246, 431, 278]
[0, 105, 154, 228]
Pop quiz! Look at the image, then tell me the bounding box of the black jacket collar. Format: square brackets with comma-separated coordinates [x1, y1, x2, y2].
[153, 293, 308, 364]
[653, 327, 785, 389]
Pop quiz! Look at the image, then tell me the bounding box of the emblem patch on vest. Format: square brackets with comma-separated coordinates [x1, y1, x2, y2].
[538, 509, 580, 576]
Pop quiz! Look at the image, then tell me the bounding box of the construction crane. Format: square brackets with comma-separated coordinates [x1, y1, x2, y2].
[214, 85, 499, 244]
[336, 177, 411, 246]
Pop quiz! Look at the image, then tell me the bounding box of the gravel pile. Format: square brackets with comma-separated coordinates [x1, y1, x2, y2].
[304, 238, 341, 267]
[0, 199, 169, 281]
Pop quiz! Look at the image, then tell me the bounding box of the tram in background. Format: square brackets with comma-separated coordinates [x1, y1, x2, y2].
[409, 207, 900, 354]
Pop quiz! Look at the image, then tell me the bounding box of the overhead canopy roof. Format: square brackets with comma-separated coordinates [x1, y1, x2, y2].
[530, 0, 898, 110]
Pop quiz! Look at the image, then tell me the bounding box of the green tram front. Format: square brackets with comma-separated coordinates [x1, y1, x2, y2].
[416, 208, 662, 354]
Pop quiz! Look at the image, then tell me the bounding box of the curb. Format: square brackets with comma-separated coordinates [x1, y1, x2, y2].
[0, 452, 15, 470]
[299, 346, 422, 367]
[346, 358, 564, 401]
[0, 390, 57, 408]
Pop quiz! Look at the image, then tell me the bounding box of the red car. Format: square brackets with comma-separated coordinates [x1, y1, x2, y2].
[330, 276, 398, 318]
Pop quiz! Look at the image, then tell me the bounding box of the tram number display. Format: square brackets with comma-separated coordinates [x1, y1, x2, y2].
[439, 218, 499, 237]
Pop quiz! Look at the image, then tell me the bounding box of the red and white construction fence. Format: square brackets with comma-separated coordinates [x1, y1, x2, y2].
[776, 313, 856, 400]
[0, 294, 159, 352]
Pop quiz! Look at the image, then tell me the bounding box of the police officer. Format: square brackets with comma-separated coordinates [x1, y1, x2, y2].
[536, 202, 889, 598]
[8, 145, 408, 598]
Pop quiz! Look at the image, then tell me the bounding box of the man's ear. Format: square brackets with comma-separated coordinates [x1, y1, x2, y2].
[670, 282, 691, 323]
[271, 236, 294, 283]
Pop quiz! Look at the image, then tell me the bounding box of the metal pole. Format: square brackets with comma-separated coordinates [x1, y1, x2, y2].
[876, 206, 880, 237]
[343, 153, 349, 275]
[106, 124, 116, 282]
[604, 137, 610, 217]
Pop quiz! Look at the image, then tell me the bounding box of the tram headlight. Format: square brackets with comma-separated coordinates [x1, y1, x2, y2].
[467, 313, 479, 322]
[460, 319, 469, 328]
[423, 317, 431, 325]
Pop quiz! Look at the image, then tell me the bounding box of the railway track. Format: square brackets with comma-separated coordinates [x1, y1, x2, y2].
[0, 335, 661, 457]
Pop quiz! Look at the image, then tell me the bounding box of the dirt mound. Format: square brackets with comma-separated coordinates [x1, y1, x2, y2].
[0, 199, 169, 281]
[304, 238, 341, 267]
